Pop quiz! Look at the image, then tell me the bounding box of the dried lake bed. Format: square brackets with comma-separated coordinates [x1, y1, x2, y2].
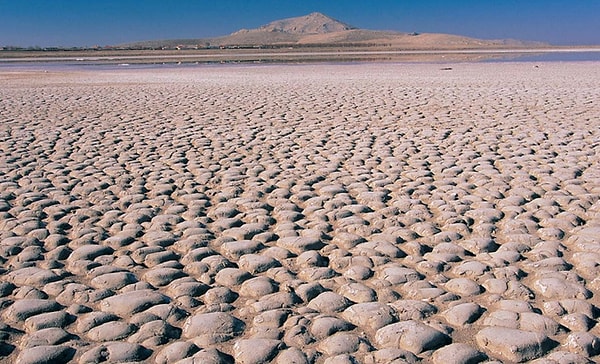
[0, 62, 599, 363]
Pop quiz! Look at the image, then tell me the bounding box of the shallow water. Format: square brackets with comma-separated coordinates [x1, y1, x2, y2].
[1, 49, 599, 71]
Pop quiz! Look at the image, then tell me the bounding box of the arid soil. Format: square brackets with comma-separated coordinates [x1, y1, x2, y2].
[0, 63, 599, 363]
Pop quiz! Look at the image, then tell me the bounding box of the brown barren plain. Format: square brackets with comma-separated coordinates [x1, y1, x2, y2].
[0, 62, 599, 363]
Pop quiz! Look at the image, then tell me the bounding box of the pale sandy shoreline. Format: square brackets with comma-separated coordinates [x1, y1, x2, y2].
[1, 63, 599, 363]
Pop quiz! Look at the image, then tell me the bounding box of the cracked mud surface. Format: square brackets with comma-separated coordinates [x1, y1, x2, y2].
[0, 62, 599, 363]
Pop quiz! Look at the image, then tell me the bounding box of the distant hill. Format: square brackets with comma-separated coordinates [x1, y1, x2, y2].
[122, 12, 546, 49]
[255, 12, 355, 34]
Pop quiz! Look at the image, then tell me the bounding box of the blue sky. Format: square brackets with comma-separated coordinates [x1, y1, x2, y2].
[1, 0, 598, 47]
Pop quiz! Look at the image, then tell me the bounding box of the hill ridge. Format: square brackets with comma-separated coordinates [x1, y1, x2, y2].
[256, 12, 356, 34]
[120, 12, 547, 50]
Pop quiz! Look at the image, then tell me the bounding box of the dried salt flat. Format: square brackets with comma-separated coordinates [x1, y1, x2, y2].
[0, 62, 599, 363]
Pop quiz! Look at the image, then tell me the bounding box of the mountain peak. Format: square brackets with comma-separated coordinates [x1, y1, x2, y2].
[257, 12, 356, 34]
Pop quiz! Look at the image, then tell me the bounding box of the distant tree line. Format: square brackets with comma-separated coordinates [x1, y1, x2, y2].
[1, 42, 395, 52]
[0, 45, 112, 51]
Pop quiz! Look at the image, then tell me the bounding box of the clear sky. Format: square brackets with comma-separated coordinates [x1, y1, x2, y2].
[1, 0, 599, 47]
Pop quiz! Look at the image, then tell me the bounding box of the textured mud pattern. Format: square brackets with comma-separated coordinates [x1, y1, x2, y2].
[0, 63, 599, 363]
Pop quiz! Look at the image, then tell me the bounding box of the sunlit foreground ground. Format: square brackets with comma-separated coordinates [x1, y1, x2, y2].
[0, 62, 599, 363]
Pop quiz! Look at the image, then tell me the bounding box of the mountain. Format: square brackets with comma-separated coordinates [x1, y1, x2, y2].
[255, 12, 356, 34]
[122, 12, 545, 49]
[206, 12, 358, 47]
